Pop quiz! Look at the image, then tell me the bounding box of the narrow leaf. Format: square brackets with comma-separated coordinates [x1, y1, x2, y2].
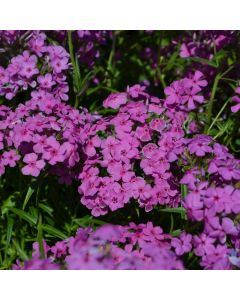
[5, 217, 14, 252]
[10, 207, 37, 225]
[22, 186, 35, 210]
[13, 240, 29, 261]
[42, 224, 67, 240]
[160, 207, 186, 214]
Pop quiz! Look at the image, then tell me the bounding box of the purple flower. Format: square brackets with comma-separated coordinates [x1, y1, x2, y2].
[2, 150, 20, 167]
[42, 137, 66, 165]
[127, 84, 147, 98]
[171, 233, 192, 256]
[103, 92, 128, 109]
[188, 135, 212, 157]
[193, 233, 215, 256]
[231, 86, 240, 113]
[186, 71, 208, 89]
[19, 62, 39, 79]
[37, 73, 56, 89]
[135, 125, 152, 142]
[22, 153, 45, 177]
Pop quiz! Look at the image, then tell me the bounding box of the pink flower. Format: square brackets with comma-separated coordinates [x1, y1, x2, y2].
[127, 84, 147, 98]
[182, 86, 205, 110]
[37, 73, 56, 89]
[142, 143, 158, 158]
[20, 62, 39, 79]
[101, 136, 119, 158]
[111, 113, 133, 134]
[109, 163, 134, 182]
[186, 71, 208, 89]
[193, 233, 215, 257]
[2, 150, 20, 167]
[22, 153, 45, 177]
[188, 136, 212, 157]
[51, 58, 69, 73]
[218, 165, 240, 181]
[164, 80, 184, 105]
[149, 118, 165, 132]
[85, 136, 101, 157]
[231, 86, 240, 113]
[142, 222, 164, 242]
[103, 92, 128, 109]
[171, 233, 192, 256]
[135, 126, 151, 142]
[42, 137, 66, 165]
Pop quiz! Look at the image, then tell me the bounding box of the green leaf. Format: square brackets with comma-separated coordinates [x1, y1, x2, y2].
[9, 207, 37, 225]
[164, 50, 179, 72]
[171, 229, 182, 237]
[42, 224, 67, 240]
[39, 203, 53, 216]
[75, 52, 81, 84]
[22, 186, 35, 210]
[189, 57, 217, 68]
[37, 214, 44, 259]
[236, 139, 240, 145]
[1, 195, 16, 215]
[181, 184, 188, 199]
[13, 240, 29, 261]
[5, 217, 14, 253]
[159, 207, 186, 214]
[170, 214, 174, 233]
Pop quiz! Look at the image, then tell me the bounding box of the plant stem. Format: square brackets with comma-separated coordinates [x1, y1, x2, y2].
[207, 97, 231, 134]
[68, 31, 76, 75]
[67, 30, 81, 108]
[36, 179, 44, 259]
[37, 214, 45, 259]
[204, 74, 220, 133]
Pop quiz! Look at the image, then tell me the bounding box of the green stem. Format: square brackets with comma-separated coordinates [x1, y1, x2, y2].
[67, 31, 81, 108]
[67, 31, 76, 74]
[204, 74, 220, 133]
[37, 214, 44, 259]
[213, 122, 229, 139]
[107, 31, 116, 72]
[220, 65, 234, 78]
[36, 179, 44, 259]
[156, 33, 166, 89]
[207, 97, 231, 134]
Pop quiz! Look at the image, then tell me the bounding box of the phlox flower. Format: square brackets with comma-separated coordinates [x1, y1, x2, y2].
[22, 153, 45, 177]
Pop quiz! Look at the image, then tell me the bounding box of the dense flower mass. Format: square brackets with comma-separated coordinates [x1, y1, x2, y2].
[13, 223, 185, 270]
[0, 97, 92, 183]
[0, 32, 70, 101]
[79, 85, 187, 216]
[13, 221, 240, 270]
[0, 30, 240, 270]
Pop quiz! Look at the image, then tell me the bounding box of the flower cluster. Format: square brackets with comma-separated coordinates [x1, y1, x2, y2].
[164, 70, 207, 110]
[179, 31, 235, 59]
[78, 84, 189, 216]
[13, 222, 185, 270]
[0, 31, 69, 101]
[76, 85, 240, 269]
[0, 30, 24, 47]
[78, 76, 208, 216]
[47, 30, 112, 70]
[76, 30, 112, 67]
[0, 97, 92, 183]
[14, 219, 240, 270]
[181, 135, 240, 269]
